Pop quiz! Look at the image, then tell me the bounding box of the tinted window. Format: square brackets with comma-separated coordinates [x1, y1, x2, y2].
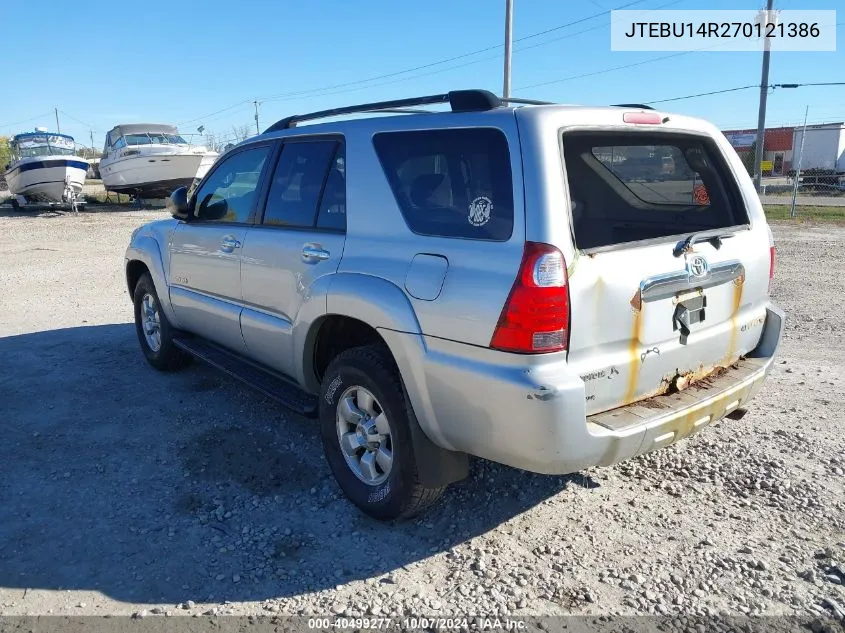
[263, 141, 337, 228]
[194, 145, 270, 223]
[316, 148, 346, 232]
[563, 132, 748, 250]
[373, 129, 513, 240]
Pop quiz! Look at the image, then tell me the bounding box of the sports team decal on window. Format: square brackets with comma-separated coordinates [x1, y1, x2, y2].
[468, 196, 493, 226]
[693, 184, 710, 205]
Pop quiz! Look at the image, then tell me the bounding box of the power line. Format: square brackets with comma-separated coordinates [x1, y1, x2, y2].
[246, 0, 688, 124]
[195, 0, 653, 120]
[0, 111, 54, 131]
[57, 109, 98, 131]
[646, 85, 759, 105]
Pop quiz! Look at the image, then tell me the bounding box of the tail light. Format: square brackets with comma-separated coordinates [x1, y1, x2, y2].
[767, 226, 776, 294]
[490, 242, 570, 353]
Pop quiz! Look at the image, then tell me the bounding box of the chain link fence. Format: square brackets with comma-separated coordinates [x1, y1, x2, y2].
[731, 126, 845, 215]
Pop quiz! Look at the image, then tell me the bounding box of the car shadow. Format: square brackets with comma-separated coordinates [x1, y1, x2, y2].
[0, 323, 596, 605]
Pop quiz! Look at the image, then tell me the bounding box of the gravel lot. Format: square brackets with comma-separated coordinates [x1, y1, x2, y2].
[0, 206, 843, 624]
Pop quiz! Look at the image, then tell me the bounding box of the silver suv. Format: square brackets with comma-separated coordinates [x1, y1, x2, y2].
[125, 90, 784, 520]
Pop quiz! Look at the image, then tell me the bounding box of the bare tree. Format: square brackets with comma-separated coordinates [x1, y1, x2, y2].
[231, 124, 252, 143]
[204, 133, 223, 153]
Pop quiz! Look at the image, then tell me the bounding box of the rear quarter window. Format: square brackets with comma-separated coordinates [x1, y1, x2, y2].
[373, 128, 514, 241]
[562, 132, 749, 250]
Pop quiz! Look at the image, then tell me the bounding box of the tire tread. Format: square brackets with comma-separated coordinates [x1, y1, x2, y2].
[326, 345, 445, 520]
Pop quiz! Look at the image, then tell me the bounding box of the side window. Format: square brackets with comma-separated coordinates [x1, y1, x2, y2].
[316, 147, 346, 232]
[194, 145, 270, 224]
[113, 136, 126, 150]
[263, 141, 337, 228]
[373, 128, 513, 241]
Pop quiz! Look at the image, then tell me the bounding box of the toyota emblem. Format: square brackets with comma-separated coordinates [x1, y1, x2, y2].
[688, 255, 709, 278]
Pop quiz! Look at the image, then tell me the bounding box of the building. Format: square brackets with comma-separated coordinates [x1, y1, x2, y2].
[722, 121, 845, 176]
[722, 126, 794, 175]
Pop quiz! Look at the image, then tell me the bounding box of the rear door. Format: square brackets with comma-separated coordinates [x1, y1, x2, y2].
[239, 138, 347, 377]
[560, 130, 771, 414]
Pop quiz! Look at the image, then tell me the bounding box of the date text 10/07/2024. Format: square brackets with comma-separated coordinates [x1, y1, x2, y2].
[307, 617, 528, 630]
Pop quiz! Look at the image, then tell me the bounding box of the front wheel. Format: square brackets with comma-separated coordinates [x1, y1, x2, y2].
[320, 346, 445, 520]
[133, 273, 191, 371]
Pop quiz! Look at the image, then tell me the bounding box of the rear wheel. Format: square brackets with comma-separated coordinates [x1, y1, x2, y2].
[133, 273, 191, 371]
[320, 345, 445, 520]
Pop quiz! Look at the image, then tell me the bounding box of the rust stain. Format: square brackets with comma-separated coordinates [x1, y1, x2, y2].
[623, 308, 644, 404]
[723, 273, 745, 366]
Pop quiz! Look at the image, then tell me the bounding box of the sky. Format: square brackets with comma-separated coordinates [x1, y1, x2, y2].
[1, 0, 842, 151]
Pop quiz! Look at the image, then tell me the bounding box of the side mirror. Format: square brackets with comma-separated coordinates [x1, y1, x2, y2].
[167, 186, 190, 220]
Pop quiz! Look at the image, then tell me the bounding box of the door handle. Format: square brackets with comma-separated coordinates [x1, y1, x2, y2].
[302, 245, 330, 262]
[221, 236, 241, 251]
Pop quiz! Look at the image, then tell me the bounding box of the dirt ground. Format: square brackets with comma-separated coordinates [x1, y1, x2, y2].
[0, 206, 842, 623]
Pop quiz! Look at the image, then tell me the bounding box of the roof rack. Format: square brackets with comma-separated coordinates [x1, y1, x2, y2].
[610, 103, 654, 110]
[501, 97, 554, 105]
[264, 89, 501, 132]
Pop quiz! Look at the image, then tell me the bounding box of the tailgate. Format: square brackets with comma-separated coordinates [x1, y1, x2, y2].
[560, 128, 772, 414]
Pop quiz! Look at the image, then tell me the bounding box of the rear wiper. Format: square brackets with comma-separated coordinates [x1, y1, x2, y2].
[672, 231, 734, 257]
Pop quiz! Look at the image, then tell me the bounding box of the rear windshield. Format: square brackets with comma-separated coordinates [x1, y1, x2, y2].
[373, 128, 514, 241]
[562, 132, 748, 250]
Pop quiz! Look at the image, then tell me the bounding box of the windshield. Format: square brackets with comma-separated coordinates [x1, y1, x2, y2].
[123, 133, 187, 146]
[13, 134, 76, 159]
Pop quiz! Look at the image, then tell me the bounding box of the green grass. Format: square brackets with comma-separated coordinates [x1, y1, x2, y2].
[763, 205, 845, 222]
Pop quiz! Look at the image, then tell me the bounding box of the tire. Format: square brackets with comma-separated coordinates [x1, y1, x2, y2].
[132, 273, 191, 371]
[320, 345, 445, 521]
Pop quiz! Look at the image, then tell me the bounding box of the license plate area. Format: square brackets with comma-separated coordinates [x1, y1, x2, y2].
[673, 289, 706, 344]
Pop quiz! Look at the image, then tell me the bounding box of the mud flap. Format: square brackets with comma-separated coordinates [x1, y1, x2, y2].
[402, 384, 469, 487]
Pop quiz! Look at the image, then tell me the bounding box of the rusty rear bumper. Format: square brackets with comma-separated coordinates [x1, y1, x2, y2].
[587, 303, 785, 466]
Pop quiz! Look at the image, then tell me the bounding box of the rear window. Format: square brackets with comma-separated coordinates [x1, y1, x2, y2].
[373, 128, 514, 241]
[562, 132, 748, 250]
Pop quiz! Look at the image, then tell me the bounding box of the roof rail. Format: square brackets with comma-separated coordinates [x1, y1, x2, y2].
[264, 89, 501, 133]
[501, 97, 554, 105]
[611, 103, 654, 110]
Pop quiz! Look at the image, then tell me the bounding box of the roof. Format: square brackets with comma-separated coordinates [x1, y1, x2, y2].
[12, 131, 74, 142]
[108, 123, 179, 137]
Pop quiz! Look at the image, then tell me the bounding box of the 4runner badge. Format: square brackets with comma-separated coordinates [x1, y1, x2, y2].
[468, 196, 492, 227]
[687, 255, 709, 278]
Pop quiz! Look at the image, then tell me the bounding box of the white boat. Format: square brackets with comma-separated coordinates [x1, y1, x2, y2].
[3, 131, 88, 203]
[100, 124, 218, 198]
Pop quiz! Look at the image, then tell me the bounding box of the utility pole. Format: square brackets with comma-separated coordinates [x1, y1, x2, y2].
[790, 105, 809, 218]
[503, 0, 513, 98]
[254, 100, 261, 135]
[90, 130, 95, 158]
[753, 0, 775, 193]
[55, 108, 61, 133]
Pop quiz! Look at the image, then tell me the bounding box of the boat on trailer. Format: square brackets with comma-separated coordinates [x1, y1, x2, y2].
[99, 124, 218, 199]
[2, 130, 88, 207]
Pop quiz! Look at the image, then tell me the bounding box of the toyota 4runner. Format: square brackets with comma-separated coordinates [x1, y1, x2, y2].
[125, 90, 784, 520]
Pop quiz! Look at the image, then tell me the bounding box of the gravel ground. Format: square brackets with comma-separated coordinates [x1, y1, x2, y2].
[0, 206, 843, 625]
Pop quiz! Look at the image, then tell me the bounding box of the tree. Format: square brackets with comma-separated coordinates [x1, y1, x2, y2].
[0, 136, 11, 169]
[230, 124, 252, 143]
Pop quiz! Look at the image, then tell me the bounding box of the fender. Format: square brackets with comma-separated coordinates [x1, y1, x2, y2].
[326, 272, 423, 334]
[125, 235, 180, 327]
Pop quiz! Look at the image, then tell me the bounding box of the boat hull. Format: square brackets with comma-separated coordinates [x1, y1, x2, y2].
[100, 152, 216, 198]
[3, 157, 88, 202]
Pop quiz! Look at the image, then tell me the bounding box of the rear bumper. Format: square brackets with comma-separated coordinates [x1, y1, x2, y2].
[384, 302, 784, 475]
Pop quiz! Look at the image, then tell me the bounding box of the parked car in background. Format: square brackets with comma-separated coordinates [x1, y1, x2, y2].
[124, 90, 784, 520]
